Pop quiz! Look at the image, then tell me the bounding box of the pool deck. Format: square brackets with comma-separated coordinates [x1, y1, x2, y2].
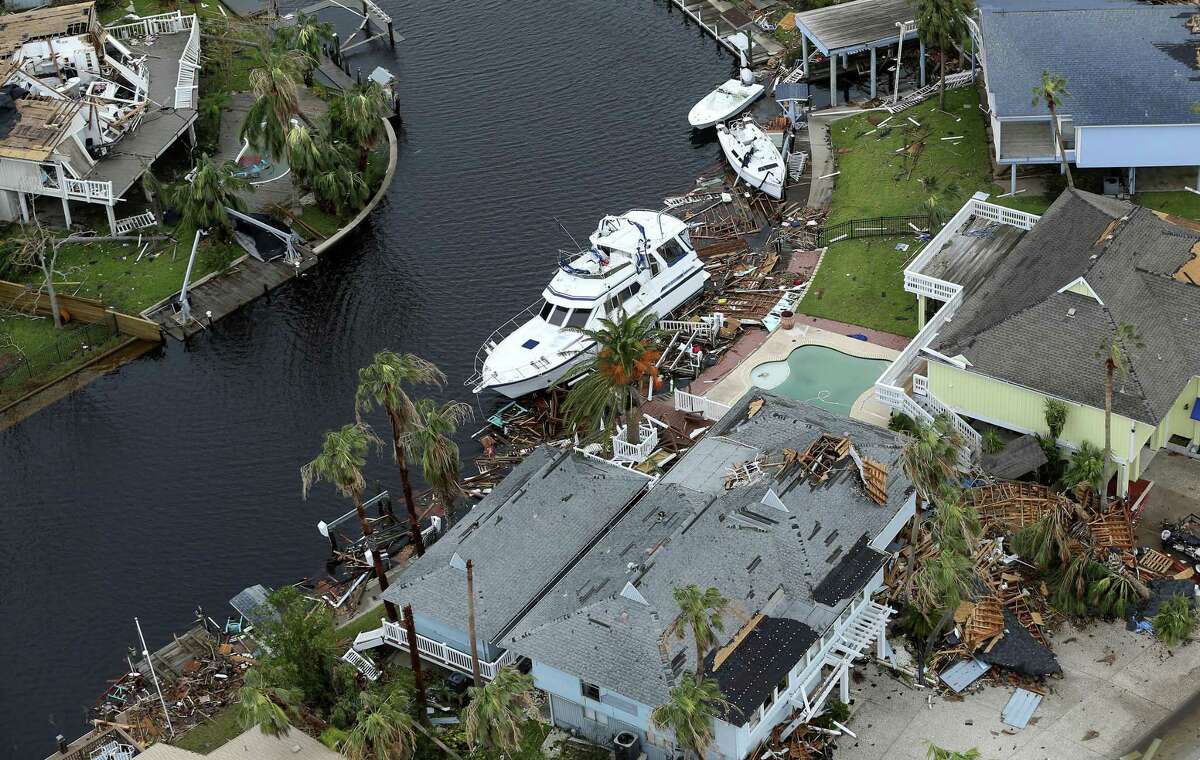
[704, 323, 899, 428]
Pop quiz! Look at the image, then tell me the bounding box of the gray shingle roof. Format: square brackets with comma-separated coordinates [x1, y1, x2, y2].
[794, 0, 915, 53]
[380, 448, 648, 644]
[509, 392, 913, 722]
[933, 190, 1200, 424]
[981, 1, 1200, 126]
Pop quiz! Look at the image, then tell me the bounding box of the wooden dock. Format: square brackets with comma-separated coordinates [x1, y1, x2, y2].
[670, 0, 785, 62]
[144, 247, 320, 341]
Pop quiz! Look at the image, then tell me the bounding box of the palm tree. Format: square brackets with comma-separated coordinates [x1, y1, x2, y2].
[242, 49, 306, 159]
[284, 122, 327, 188]
[405, 399, 472, 520]
[1013, 509, 1073, 570]
[1153, 594, 1195, 647]
[356, 352, 446, 558]
[650, 676, 730, 759]
[461, 667, 534, 754]
[329, 83, 390, 171]
[666, 585, 730, 684]
[310, 159, 370, 216]
[236, 669, 299, 737]
[242, 94, 288, 160]
[899, 415, 963, 501]
[914, 0, 970, 111]
[1031, 71, 1074, 188]
[278, 13, 334, 79]
[1062, 441, 1104, 496]
[301, 423, 399, 622]
[561, 309, 662, 445]
[913, 548, 975, 684]
[165, 154, 250, 235]
[1098, 324, 1142, 511]
[929, 486, 981, 557]
[345, 688, 417, 760]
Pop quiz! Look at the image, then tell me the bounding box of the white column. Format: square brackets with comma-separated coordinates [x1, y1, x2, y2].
[1129, 166, 1137, 195]
[105, 203, 117, 235]
[801, 35, 810, 77]
[839, 665, 850, 703]
[17, 191, 29, 223]
[870, 47, 877, 99]
[56, 162, 71, 228]
[1010, 164, 1017, 195]
[830, 53, 838, 107]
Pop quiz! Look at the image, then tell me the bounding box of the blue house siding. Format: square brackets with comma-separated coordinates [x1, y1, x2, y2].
[1075, 124, 1200, 169]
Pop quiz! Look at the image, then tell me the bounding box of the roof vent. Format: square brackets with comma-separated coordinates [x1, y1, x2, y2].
[450, 552, 467, 571]
[621, 581, 648, 605]
[1067, 308, 1076, 318]
[760, 487, 789, 513]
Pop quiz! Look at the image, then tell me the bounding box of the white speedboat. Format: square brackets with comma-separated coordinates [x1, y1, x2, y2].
[688, 68, 764, 129]
[717, 115, 785, 199]
[469, 210, 709, 399]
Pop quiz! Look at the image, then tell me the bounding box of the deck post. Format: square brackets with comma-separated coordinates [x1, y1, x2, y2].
[1010, 164, 1017, 195]
[801, 34, 809, 77]
[105, 203, 117, 235]
[829, 52, 838, 107]
[869, 47, 877, 99]
[839, 664, 850, 703]
[1128, 166, 1137, 195]
[892, 23, 906, 104]
[17, 191, 28, 223]
[387, 20, 395, 48]
[60, 195, 71, 228]
[402, 604, 430, 726]
[919, 39, 926, 87]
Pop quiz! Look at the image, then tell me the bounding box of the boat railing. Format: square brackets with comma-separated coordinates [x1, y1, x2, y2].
[467, 300, 542, 381]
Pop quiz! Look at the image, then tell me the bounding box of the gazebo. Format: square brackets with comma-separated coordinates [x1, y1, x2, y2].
[792, 0, 922, 106]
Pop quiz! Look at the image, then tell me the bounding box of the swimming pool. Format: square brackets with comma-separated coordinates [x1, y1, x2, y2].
[750, 345, 889, 415]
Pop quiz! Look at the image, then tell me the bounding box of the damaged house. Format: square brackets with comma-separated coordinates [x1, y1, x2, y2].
[349, 391, 918, 760]
[0, 2, 199, 232]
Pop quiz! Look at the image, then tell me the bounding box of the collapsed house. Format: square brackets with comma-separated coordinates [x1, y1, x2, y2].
[349, 390, 917, 760]
[0, 2, 199, 232]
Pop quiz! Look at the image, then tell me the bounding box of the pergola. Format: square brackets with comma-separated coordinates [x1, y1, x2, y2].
[792, 0, 922, 107]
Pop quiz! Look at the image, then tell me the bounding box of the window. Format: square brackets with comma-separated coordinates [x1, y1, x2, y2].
[649, 257, 661, 277]
[621, 282, 641, 303]
[658, 237, 687, 266]
[539, 300, 553, 320]
[66, 22, 88, 35]
[565, 308, 591, 329]
[581, 681, 601, 701]
[542, 305, 568, 326]
[582, 706, 608, 725]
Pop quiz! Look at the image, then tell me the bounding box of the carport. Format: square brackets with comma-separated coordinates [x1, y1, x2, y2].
[793, 0, 921, 107]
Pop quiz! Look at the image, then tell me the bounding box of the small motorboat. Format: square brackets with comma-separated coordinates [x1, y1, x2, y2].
[716, 115, 786, 199]
[687, 68, 764, 129]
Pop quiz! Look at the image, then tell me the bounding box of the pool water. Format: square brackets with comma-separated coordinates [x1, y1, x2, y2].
[750, 345, 889, 415]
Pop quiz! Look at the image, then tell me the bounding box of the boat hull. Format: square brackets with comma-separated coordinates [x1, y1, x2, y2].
[478, 265, 710, 399]
[688, 80, 765, 129]
[717, 120, 786, 199]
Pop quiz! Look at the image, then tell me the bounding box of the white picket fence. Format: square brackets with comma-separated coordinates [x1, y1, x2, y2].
[105, 11, 194, 39]
[673, 389, 731, 422]
[174, 18, 201, 109]
[612, 422, 658, 463]
[114, 211, 157, 234]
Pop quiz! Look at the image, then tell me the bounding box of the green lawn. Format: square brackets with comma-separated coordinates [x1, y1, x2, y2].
[990, 191, 1052, 216]
[1136, 191, 1200, 222]
[172, 705, 243, 754]
[800, 237, 920, 337]
[825, 87, 994, 225]
[336, 603, 387, 641]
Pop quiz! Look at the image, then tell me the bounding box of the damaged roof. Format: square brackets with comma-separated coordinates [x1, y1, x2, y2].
[981, 0, 1200, 126]
[932, 189, 1200, 425]
[507, 391, 914, 720]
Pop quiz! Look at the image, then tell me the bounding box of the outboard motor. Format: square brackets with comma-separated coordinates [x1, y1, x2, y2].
[739, 67, 754, 87]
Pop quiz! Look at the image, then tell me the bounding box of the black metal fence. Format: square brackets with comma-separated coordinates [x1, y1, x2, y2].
[0, 321, 119, 392]
[817, 214, 932, 247]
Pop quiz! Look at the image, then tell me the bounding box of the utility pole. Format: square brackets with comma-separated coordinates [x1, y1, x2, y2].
[466, 560, 482, 687]
[135, 617, 175, 738]
[403, 604, 429, 724]
[365, 546, 399, 622]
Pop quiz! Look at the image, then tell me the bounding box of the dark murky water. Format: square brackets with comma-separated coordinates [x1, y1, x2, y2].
[0, 1, 733, 755]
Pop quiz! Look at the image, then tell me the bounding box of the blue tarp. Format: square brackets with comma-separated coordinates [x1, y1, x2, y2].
[1190, 399, 1200, 422]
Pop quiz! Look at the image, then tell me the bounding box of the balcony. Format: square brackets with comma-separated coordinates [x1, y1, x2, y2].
[379, 619, 516, 680]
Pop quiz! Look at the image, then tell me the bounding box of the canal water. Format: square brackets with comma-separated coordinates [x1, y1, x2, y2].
[0, 0, 733, 755]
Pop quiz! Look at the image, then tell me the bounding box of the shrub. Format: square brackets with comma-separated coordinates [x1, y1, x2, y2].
[1043, 398, 1068, 440]
[982, 428, 1004, 455]
[1154, 594, 1196, 648]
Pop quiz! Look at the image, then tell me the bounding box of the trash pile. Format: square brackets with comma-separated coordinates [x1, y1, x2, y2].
[91, 625, 253, 746]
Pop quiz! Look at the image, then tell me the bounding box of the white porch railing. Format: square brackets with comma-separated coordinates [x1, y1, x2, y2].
[105, 11, 194, 39]
[659, 313, 724, 343]
[341, 649, 380, 681]
[884, 70, 976, 114]
[63, 177, 114, 203]
[174, 18, 201, 109]
[380, 619, 516, 680]
[795, 599, 894, 722]
[612, 422, 658, 463]
[673, 389, 731, 422]
[115, 211, 156, 234]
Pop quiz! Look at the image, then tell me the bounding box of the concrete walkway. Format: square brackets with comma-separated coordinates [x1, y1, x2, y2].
[839, 619, 1200, 760]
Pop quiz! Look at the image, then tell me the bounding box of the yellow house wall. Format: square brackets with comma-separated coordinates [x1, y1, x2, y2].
[1062, 279, 1099, 300]
[1160, 376, 1200, 448]
[925, 363, 1157, 463]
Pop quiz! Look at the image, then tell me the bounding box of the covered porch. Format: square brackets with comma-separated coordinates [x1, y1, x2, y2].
[792, 0, 921, 107]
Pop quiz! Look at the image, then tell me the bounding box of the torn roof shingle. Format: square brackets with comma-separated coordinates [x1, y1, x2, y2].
[507, 392, 912, 721]
[981, 1, 1200, 126]
[703, 616, 819, 721]
[380, 448, 648, 644]
[932, 189, 1200, 425]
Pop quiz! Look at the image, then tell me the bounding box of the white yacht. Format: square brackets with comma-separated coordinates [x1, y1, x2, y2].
[687, 68, 764, 129]
[469, 210, 709, 399]
[717, 115, 786, 199]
